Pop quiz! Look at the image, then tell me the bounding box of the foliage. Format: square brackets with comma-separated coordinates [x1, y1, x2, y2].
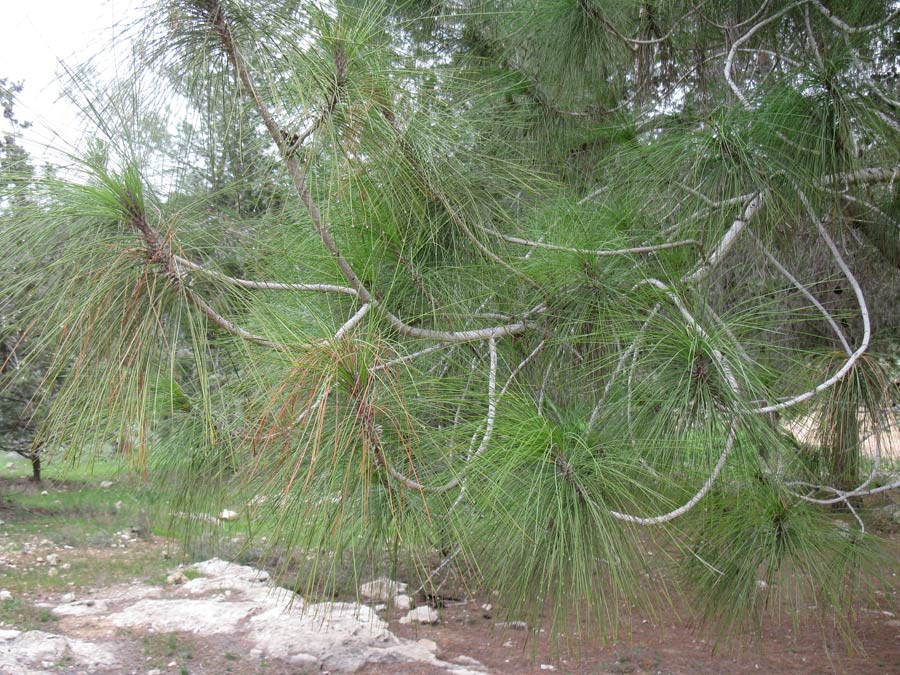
[2, 0, 900, 643]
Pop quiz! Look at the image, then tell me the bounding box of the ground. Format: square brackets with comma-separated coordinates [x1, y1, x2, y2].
[0, 453, 898, 675]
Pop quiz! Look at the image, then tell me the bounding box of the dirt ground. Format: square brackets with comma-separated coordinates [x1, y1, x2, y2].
[2, 468, 899, 675]
[4, 532, 898, 675]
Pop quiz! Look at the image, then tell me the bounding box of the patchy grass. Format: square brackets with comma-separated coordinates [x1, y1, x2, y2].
[0, 596, 59, 632]
[0, 452, 175, 593]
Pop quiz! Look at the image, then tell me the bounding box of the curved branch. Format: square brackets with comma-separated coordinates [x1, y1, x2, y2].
[173, 255, 358, 296]
[748, 230, 852, 355]
[607, 280, 742, 525]
[724, 2, 805, 107]
[203, 0, 540, 344]
[812, 1, 900, 34]
[751, 190, 870, 415]
[377, 337, 499, 493]
[483, 228, 702, 257]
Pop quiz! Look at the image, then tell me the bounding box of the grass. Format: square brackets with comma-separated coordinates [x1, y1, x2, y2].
[0, 596, 59, 632]
[0, 451, 174, 594]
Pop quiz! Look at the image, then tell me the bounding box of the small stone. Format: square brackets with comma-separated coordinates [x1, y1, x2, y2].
[393, 594, 412, 611]
[61, 563, 71, 570]
[756, 580, 768, 591]
[167, 661, 177, 668]
[0, 590, 12, 601]
[46, 554, 60, 566]
[374, 604, 386, 612]
[147, 670, 162, 675]
[218, 509, 239, 521]
[60, 593, 75, 603]
[399, 606, 439, 625]
[47, 567, 58, 577]
[360, 577, 407, 602]
[166, 572, 188, 585]
[540, 665, 556, 671]
[115, 501, 123, 510]
[99, 481, 114, 488]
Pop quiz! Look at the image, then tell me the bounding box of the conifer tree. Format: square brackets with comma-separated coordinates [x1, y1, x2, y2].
[2, 0, 899, 639]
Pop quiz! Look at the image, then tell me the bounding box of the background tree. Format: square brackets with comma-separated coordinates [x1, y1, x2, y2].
[0, 78, 48, 482]
[2, 0, 899, 641]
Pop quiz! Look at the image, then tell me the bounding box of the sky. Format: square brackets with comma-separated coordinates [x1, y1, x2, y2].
[0, 0, 143, 160]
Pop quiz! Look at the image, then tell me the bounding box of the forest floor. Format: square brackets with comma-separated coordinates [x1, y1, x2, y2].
[0, 453, 898, 675]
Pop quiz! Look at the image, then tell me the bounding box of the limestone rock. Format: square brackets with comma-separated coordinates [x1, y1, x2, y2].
[393, 594, 412, 611]
[399, 606, 439, 625]
[360, 576, 407, 602]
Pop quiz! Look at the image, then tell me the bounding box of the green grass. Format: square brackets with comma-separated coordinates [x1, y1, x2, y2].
[0, 452, 175, 592]
[0, 597, 59, 632]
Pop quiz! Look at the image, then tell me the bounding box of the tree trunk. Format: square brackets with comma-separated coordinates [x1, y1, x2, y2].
[30, 454, 41, 482]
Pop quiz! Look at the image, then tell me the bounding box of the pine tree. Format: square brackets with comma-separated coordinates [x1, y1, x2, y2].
[2, 0, 899, 640]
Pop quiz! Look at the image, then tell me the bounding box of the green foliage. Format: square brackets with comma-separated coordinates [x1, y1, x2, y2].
[2, 0, 899, 646]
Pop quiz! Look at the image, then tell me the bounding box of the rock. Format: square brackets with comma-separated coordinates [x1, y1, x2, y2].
[0, 590, 12, 601]
[218, 509, 239, 521]
[417, 638, 438, 653]
[495, 620, 528, 630]
[60, 593, 75, 603]
[147, 670, 162, 675]
[399, 606, 439, 625]
[360, 577, 407, 602]
[540, 665, 556, 671]
[166, 572, 188, 585]
[52, 599, 110, 618]
[393, 594, 412, 611]
[451, 655, 485, 667]
[47, 567, 58, 577]
[45, 554, 60, 566]
[99, 481, 114, 488]
[114, 501, 123, 510]
[4, 630, 70, 664]
[287, 652, 321, 673]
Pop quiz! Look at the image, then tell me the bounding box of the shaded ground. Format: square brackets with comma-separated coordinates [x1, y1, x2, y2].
[1, 459, 899, 674]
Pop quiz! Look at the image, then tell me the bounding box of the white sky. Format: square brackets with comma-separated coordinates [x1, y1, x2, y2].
[0, 0, 143, 161]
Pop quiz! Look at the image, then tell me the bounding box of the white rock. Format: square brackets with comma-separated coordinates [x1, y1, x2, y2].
[393, 594, 412, 611]
[540, 665, 556, 671]
[47, 567, 58, 577]
[0, 590, 12, 601]
[46, 554, 60, 566]
[60, 593, 76, 603]
[218, 509, 239, 521]
[359, 577, 407, 602]
[99, 481, 114, 488]
[399, 606, 439, 625]
[166, 572, 188, 585]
